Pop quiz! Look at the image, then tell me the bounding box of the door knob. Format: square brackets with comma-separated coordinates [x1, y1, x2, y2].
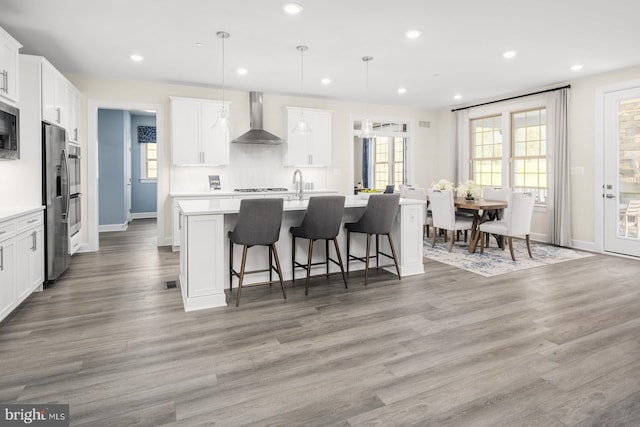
[605, 194, 615, 199]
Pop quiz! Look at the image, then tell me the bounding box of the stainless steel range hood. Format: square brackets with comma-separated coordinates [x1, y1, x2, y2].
[231, 91, 284, 144]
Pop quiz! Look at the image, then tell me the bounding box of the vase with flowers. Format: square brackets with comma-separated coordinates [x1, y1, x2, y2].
[431, 179, 455, 191]
[458, 180, 480, 200]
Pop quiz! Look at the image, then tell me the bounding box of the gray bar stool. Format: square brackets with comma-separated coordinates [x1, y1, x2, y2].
[228, 198, 286, 307]
[345, 194, 401, 286]
[290, 196, 347, 295]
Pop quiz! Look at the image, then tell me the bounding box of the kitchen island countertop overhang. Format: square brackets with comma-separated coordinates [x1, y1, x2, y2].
[177, 195, 426, 311]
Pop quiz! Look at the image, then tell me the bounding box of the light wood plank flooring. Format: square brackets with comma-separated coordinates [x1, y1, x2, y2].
[1, 218, 640, 426]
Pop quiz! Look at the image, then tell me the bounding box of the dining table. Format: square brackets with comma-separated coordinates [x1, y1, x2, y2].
[454, 197, 509, 253]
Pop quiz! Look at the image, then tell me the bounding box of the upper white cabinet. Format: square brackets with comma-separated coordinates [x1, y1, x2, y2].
[284, 107, 332, 167]
[42, 60, 68, 127]
[39, 58, 80, 138]
[67, 84, 80, 142]
[0, 25, 22, 103]
[170, 96, 230, 166]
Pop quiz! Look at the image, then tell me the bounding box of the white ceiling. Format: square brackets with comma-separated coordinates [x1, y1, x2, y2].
[1, 0, 639, 109]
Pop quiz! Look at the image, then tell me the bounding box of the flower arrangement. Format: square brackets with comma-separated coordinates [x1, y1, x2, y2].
[431, 179, 455, 191]
[457, 180, 480, 200]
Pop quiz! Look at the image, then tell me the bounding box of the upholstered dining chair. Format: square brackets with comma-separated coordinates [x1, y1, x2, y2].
[345, 194, 401, 286]
[427, 189, 473, 252]
[401, 187, 432, 237]
[290, 196, 347, 295]
[482, 186, 512, 247]
[479, 192, 535, 261]
[228, 198, 286, 307]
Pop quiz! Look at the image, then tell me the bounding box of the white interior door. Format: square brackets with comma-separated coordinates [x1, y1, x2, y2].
[603, 87, 640, 257]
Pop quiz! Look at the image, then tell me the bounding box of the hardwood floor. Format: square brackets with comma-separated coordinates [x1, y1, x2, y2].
[1, 218, 640, 426]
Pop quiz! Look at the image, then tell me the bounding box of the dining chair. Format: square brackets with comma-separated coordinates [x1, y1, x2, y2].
[479, 192, 535, 261]
[427, 189, 473, 252]
[401, 187, 432, 237]
[345, 194, 401, 286]
[228, 198, 286, 307]
[290, 196, 347, 295]
[623, 200, 640, 237]
[482, 187, 512, 247]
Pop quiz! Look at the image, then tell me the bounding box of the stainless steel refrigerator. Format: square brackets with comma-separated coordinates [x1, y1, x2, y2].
[42, 122, 70, 283]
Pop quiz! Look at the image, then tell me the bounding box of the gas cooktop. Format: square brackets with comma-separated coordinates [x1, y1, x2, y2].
[233, 187, 289, 193]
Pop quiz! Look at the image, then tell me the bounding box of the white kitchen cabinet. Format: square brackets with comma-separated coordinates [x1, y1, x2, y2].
[0, 234, 16, 321]
[0, 208, 44, 323]
[16, 226, 43, 305]
[284, 107, 332, 167]
[42, 60, 69, 128]
[67, 85, 81, 142]
[170, 96, 230, 166]
[0, 26, 21, 104]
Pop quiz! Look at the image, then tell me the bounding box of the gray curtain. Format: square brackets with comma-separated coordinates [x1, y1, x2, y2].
[551, 88, 571, 246]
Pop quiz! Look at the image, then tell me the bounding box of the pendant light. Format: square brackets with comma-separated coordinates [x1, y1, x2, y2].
[360, 56, 375, 139]
[213, 31, 230, 134]
[292, 45, 311, 135]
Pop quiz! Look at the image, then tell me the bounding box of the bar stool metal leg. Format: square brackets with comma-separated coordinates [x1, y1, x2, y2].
[305, 239, 314, 295]
[386, 233, 401, 280]
[271, 243, 286, 299]
[236, 245, 248, 307]
[333, 238, 348, 288]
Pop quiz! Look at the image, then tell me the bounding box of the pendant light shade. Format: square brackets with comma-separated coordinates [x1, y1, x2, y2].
[292, 45, 311, 135]
[360, 56, 375, 139]
[213, 31, 230, 134]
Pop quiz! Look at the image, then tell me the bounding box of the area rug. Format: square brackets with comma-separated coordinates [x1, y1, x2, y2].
[423, 238, 593, 277]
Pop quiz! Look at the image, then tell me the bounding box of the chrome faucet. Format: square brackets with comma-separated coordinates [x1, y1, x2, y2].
[292, 169, 303, 200]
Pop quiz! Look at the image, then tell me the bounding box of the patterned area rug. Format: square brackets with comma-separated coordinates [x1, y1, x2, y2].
[423, 238, 593, 277]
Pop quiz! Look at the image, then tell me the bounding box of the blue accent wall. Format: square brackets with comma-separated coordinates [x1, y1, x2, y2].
[98, 109, 126, 226]
[130, 114, 157, 213]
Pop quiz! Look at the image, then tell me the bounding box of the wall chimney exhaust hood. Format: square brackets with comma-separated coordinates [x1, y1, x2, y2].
[231, 92, 284, 144]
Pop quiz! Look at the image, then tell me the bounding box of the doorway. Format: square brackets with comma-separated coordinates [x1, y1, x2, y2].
[602, 86, 640, 257]
[87, 100, 164, 252]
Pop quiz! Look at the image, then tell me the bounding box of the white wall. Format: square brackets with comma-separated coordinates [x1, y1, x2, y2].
[67, 75, 437, 246]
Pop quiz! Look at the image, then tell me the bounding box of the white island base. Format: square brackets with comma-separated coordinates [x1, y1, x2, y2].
[178, 196, 425, 311]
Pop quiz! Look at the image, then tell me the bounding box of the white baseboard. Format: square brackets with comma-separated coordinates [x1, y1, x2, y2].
[570, 239, 599, 253]
[99, 223, 128, 232]
[160, 236, 172, 247]
[131, 212, 157, 219]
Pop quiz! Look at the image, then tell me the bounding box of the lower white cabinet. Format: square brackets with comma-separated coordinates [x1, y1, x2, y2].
[0, 208, 44, 323]
[0, 238, 16, 321]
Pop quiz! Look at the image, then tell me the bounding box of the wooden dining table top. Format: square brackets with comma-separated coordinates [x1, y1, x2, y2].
[454, 197, 508, 211]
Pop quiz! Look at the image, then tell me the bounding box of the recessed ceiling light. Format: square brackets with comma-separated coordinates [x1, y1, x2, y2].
[397, 88, 407, 94]
[405, 29, 423, 39]
[321, 78, 331, 85]
[237, 68, 248, 75]
[454, 94, 462, 100]
[570, 64, 584, 71]
[284, 3, 303, 14]
[503, 50, 517, 59]
[195, 43, 204, 47]
[130, 54, 144, 62]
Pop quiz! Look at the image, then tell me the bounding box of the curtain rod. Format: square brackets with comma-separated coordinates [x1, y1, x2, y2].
[451, 84, 571, 112]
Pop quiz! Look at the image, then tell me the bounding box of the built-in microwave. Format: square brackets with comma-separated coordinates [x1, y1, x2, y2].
[0, 100, 19, 160]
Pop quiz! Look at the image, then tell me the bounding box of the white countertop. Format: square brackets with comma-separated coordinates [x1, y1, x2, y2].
[178, 195, 425, 216]
[170, 189, 338, 197]
[0, 206, 45, 222]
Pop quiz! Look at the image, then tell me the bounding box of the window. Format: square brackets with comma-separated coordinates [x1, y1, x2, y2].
[470, 115, 503, 187]
[511, 108, 547, 203]
[468, 107, 547, 204]
[141, 143, 157, 180]
[373, 136, 405, 189]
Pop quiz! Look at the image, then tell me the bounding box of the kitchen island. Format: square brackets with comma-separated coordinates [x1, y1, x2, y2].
[177, 196, 425, 311]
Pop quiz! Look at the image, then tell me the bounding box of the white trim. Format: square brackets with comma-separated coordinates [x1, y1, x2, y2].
[131, 212, 157, 219]
[348, 113, 415, 193]
[570, 239, 599, 253]
[99, 223, 128, 232]
[87, 99, 165, 252]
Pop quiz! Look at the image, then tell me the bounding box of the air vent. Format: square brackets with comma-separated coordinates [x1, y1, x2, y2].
[419, 120, 431, 128]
